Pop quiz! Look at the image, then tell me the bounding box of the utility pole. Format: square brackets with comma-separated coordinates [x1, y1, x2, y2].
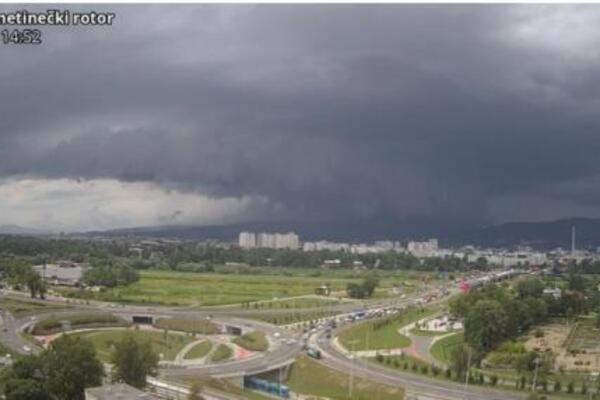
[279, 367, 283, 398]
[348, 340, 358, 399]
[463, 347, 472, 400]
[532, 357, 540, 392]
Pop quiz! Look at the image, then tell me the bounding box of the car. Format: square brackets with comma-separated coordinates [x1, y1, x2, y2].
[22, 345, 31, 353]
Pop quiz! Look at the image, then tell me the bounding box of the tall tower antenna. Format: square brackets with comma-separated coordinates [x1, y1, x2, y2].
[571, 225, 576, 254]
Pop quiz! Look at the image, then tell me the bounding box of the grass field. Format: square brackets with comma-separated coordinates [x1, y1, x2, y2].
[210, 344, 232, 362]
[430, 332, 464, 364]
[61, 270, 422, 306]
[338, 307, 432, 351]
[410, 328, 447, 336]
[232, 331, 268, 352]
[287, 356, 404, 400]
[69, 329, 195, 361]
[155, 318, 219, 334]
[0, 298, 72, 317]
[184, 340, 213, 360]
[32, 313, 129, 335]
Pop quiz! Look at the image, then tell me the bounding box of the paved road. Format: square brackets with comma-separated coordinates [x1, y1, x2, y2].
[313, 325, 526, 400]
[2, 296, 300, 378]
[0, 275, 527, 400]
[0, 309, 41, 355]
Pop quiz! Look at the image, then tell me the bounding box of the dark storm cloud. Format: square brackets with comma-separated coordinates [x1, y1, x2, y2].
[2, 4, 600, 226]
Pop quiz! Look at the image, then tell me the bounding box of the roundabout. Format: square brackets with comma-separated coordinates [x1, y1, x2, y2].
[0, 280, 527, 400]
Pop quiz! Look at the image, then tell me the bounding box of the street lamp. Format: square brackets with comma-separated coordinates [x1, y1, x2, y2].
[347, 339, 359, 399]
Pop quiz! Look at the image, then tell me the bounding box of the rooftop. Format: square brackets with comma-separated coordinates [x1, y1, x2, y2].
[85, 383, 159, 400]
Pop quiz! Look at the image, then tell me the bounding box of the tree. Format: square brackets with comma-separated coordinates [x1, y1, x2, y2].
[464, 300, 507, 352]
[110, 334, 159, 389]
[23, 269, 45, 299]
[568, 271, 586, 292]
[43, 335, 104, 400]
[346, 275, 380, 299]
[449, 344, 471, 380]
[1, 355, 50, 400]
[1, 337, 103, 400]
[516, 278, 544, 299]
[188, 381, 205, 400]
[4, 379, 50, 400]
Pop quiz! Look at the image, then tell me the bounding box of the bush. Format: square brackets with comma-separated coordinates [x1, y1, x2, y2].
[553, 380, 561, 392]
[567, 381, 574, 394]
[32, 313, 128, 335]
[534, 328, 544, 338]
[232, 331, 268, 352]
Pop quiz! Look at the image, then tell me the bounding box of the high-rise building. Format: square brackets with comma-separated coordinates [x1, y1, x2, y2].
[240, 231, 300, 249]
[407, 238, 438, 258]
[238, 232, 256, 249]
[274, 232, 300, 249]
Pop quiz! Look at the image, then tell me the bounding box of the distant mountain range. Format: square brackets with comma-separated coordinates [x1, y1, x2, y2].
[82, 216, 474, 244]
[0, 224, 52, 235]
[451, 217, 599, 250]
[79, 217, 600, 250]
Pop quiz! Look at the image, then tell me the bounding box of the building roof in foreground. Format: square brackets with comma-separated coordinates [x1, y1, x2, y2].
[85, 383, 159, 400]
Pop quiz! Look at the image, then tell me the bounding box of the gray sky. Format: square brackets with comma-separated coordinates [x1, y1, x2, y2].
[2, 4, 600, 231]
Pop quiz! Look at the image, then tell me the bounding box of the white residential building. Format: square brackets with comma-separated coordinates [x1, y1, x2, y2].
[407, 239, 439, 258]
[274, 232, 300, 249]
[240, 231, 300, 249]
[238, 232, 257, 249]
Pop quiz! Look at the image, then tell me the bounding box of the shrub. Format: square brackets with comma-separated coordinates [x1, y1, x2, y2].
[534, 328, 544, 338]
[553, 380, 561, 392]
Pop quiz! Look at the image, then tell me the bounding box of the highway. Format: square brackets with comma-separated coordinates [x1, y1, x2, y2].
[1, 295, 301, 379]
[0, 270, 529, 400]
